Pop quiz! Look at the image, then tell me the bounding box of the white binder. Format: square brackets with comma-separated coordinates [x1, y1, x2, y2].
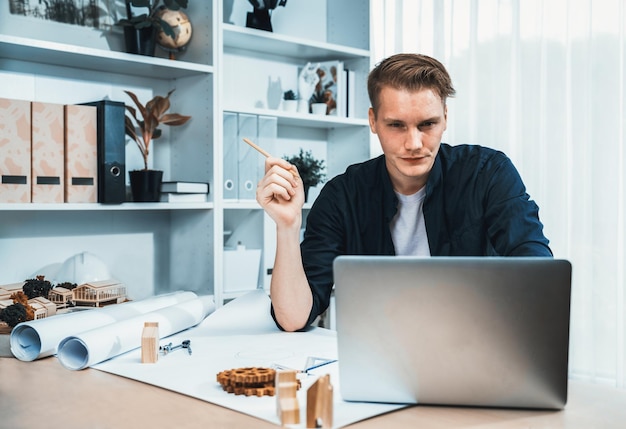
[222, 112, 238, 200]
[237, 113, 258, 201]
[257, 114, 277, 183]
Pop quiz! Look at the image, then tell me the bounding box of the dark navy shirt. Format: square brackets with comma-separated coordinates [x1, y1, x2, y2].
[272, 143, 552, 329]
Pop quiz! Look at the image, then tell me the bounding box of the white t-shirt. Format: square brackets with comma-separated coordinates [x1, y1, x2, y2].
[390, 187, 431, 256]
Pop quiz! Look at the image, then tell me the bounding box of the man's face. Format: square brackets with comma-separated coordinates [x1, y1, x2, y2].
[369, 86, 447, 195]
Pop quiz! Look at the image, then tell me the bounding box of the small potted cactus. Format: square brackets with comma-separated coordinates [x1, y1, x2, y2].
[282, 89, 298, 112]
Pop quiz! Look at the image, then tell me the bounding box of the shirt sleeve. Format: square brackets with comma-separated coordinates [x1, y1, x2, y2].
[483, 154, 553, 256]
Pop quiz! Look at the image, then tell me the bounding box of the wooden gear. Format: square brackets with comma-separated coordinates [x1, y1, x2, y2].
[216, 367, 277, 397]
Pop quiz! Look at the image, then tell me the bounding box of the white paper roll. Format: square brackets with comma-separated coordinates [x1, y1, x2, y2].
[10, 291, 198, 362]
[56, 295, 215, 370]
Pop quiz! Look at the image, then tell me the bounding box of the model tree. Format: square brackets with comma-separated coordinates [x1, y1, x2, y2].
[22, 276, 53, 299]
[0, 302, 27, 328]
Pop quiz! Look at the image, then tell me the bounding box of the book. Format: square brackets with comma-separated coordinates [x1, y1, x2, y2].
[346, 69, 356, 118]
[161, 181, 209, 194]
[160, 192, 208, 203]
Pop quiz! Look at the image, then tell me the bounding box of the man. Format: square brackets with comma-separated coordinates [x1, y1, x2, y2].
[256, 53, 552, 332]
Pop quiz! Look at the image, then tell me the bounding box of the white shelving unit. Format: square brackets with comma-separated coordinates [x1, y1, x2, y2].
[216, 0, 373, 304]
[0, 0, 372, 306]
[0, 2, 217, 301]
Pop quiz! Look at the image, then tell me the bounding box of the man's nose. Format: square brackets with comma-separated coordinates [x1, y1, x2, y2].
[405, 128, 423, 150]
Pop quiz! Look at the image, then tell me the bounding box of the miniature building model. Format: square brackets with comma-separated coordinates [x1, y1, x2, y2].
[48, 287, 73, 309]
[0, 283, 58, 322]
[306, 374, 333, 428]
[0, 282, 26, 300]
[29, 297, 57, 319]
[72, 280, 126, 307]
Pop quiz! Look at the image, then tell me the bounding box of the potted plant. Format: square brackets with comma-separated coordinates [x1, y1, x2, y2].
[124, 89, 191, 202]
[246, 0, 287, 32]
[282, 90, 298, 112]
[283, 149, 326, 202]
[309, 90, 328, 115]
[117, 0, 189, 56]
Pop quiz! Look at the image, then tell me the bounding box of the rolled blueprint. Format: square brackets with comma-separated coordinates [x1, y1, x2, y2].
[10, 291, 198, 361]
[56, 294, 215, 370]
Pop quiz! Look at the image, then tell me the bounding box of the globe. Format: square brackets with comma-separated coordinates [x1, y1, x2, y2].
[155, 9, 192, 52]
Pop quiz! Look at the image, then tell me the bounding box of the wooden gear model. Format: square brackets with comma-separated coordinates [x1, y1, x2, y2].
[217, 367, 277, 397]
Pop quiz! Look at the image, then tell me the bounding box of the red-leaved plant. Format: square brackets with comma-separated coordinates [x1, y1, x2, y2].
[124, 89, 191, 170]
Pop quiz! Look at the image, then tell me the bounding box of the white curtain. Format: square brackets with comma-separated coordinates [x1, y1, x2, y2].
[371, 0, 626, 388]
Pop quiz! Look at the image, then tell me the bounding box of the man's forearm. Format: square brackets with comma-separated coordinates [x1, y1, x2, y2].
[270, 225, 313, 332]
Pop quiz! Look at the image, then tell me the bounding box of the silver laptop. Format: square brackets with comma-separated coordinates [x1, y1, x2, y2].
[333, 256, 571, 409]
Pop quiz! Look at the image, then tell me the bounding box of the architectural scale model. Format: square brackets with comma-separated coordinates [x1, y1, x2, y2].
[71, 280, 126, 307]
[0, 279, 127, 331]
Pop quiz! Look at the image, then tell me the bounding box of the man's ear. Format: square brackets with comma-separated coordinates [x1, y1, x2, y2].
[368, 107, 377, 134]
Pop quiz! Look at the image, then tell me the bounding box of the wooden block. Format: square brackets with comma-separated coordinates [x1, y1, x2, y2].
[306, 374, 333, 428]
[276, 370, 300, 425]
[141, 322, 159, 364]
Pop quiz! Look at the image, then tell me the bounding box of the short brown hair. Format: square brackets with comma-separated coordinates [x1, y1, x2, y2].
[367, 53, 456, 114]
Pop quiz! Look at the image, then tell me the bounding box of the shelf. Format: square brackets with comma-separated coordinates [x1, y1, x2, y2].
[223, 201, 260, 209]
[0, 34, 213, 79]
[223, 106, 369, 128]
[0, 202, 214, 211]
[222, 24, 370, 61]
[223, 201, 313, 210]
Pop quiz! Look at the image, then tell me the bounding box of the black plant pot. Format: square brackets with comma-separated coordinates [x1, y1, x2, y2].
[303, 183, 310, 203]
[123, 26, 157, 56]
[246, 8, 273, 32]
[129, 170, 163, 202]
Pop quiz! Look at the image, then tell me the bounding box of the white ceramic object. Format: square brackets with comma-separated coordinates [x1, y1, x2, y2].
[53, 252, 111, 285]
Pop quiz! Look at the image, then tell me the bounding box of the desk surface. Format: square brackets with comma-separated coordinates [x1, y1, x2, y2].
[1, 356, 625, 429]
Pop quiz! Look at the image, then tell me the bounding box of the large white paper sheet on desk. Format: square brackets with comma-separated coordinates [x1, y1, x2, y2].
[56, 295, 215, 370]
[10, 291, 198, 361]
[94, 290, 406, 428]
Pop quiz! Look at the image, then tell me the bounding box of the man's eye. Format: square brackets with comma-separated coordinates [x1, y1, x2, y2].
[389, 122, 403, 128]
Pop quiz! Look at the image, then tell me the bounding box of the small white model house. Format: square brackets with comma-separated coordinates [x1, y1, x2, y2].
[48, 287, 74, 309]
[29, 297, 57, 319]
[72, 280, 126, 307]
[0, 282, 25, 300]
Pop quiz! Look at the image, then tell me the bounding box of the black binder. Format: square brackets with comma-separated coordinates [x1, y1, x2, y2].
[82, 100, 126, 204]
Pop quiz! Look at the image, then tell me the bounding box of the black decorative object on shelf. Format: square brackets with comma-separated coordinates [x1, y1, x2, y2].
[129, 169, 163, 202]
[123, 26, 157, 56]
[246, 0, 287, 32]
[117, 0, 189, 56]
